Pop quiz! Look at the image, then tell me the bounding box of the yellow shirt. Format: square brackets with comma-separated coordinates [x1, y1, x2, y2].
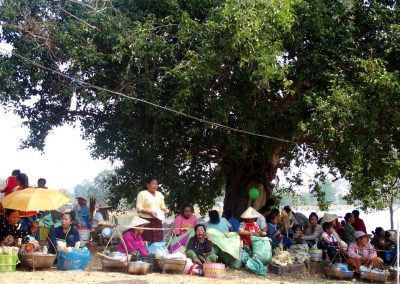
[136, 190, 166, 218]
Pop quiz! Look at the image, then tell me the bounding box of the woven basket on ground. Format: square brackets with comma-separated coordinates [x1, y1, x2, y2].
[203, 263, 226, 279]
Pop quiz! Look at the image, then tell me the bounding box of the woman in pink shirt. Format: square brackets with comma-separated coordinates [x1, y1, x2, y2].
[119, 216, 150, 256]
[347, 231, 383, 276]
[173, 204, 197, 236]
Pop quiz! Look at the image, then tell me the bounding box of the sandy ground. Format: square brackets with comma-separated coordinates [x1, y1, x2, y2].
[0, 246, 354, 284]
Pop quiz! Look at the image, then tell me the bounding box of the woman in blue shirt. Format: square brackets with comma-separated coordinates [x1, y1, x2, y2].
[49, 212, 80, 253]
[205, 210, 233, 233]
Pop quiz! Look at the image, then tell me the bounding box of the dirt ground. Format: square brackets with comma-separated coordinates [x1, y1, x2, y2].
[0, 246, 355, 284]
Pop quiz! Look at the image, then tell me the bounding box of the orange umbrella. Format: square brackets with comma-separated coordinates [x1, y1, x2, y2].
[1, 188, 70, 211]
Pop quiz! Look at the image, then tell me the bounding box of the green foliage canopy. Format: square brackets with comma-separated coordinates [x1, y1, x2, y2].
[0, 0, 399, 215]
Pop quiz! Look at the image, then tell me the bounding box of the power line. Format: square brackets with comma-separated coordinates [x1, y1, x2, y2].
[0, 47, 296, 144]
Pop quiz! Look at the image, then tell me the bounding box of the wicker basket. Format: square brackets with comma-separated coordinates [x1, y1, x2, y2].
[360, 270, 390, 283]
[325, 267, 354, 279]
[19, 253, 56, 269]
[100, 254, 128, 271]
[203, 263, 226, 279]
[154, 258, 186, 274]
[309, 249, 323, 262]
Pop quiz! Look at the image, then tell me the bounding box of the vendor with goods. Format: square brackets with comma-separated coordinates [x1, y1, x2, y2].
[118, 216, 149, 256]
[48, 212, 80, 253]
[186, 224, 218, 263]
[73, 196, 91, 229]
[0, 209, 29, 246]
[302, 212, 323, 247]
[136, 176, 167, 244]
[347, 231, 384, 278]
[239, 207, 266, 248]
[173, 204, 197, 236]
[92, 201, 112, 242]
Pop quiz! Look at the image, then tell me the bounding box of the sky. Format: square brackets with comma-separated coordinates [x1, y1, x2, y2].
[0, 109, 112, 192]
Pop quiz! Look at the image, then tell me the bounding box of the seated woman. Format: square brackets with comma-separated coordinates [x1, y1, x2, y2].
[0, 209, 29, 246]
[342, 212, 356, 244]
[239, 207, 266, 248]
[371, 227, 396, 264]
[27, 219, 41, 241]
[73, 196, 91, 229]
[303, 212, 323, 246]
[223, 210, 240, 232]
[205, 210, 232, 233]
[266, 210, 282, 249]
[173, 204, 197, 236]
[48, 212, 80, 253]
[119, 216, 149, 256]
[186, 224, 218, 263]
[348, 231, 383, 277]
[92, 201, 112, 242]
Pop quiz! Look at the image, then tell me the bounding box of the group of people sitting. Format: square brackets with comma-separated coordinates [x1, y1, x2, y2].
[116, 200, 397, 279]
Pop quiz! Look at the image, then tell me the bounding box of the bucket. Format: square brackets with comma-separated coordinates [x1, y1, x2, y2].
[78, 229, 91, 247]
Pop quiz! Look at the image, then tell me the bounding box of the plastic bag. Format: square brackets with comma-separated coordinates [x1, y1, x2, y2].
[251, 236, 272, 264]
[148, 242, 168, 258]
[218, 250, 242, 269]
[241, 250, 267, 276]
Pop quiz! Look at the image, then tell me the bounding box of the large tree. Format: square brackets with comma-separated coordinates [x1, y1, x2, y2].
[0, 0, 399, 216]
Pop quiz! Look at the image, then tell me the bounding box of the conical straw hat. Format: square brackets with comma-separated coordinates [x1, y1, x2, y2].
[240, 207, 263, 219]
[125, 216, 150, 228]
[320, 213, 338, 225]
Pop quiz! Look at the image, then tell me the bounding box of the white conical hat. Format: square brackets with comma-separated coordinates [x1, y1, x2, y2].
[320, 213, 338, 225]
[240, 207, 263, 219]
[125, 216, 150, 228]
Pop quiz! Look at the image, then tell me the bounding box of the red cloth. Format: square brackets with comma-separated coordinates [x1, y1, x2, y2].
[15, 186, 36, 217]
[2, 176, 19, 196]
[353, 217, 367, 234]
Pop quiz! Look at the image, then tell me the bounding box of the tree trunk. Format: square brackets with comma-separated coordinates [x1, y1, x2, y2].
[222, 146, 283, 218]
[389, 196, 394, 230]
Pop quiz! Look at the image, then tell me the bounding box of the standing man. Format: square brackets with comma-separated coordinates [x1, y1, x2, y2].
[352, 210, 367, 234]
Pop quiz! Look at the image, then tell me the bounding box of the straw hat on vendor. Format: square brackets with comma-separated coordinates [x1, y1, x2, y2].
[320, 213, 339, 225]
[241, 207, 263, 219]
[118, 216, 150, 255]
[239, 207, 266, 247]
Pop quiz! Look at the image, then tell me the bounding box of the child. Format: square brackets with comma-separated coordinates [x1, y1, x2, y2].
[119, 216, 150, 257]
[293, 224, 306, 245]
[318, 222, 339, 260]
[267, 211, 282, 249]
[238, 207, 266, 248]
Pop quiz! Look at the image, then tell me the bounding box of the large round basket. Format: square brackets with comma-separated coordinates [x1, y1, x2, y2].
[324, 267, 354, 280]
[203, 263, 226, 279]
[154, 258, 186, 274]
[19, 253, 56, 269]
[360, 270, 390, 283]
[309, 249, 323, 262]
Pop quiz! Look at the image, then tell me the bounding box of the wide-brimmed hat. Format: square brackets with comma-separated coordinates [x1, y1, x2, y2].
[125, 216, 150, 228]
[96, 201, 111, 210]
[320, 213, 338, 225]
[76, 196, 87, 201]
[240, 207, 263, 219]
[354, 231, 371, 239]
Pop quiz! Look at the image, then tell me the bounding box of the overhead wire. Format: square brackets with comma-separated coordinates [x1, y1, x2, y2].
[0, 46, 297, 144]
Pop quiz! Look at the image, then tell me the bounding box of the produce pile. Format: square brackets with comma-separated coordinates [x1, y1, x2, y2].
[271, 247, 292, 266]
